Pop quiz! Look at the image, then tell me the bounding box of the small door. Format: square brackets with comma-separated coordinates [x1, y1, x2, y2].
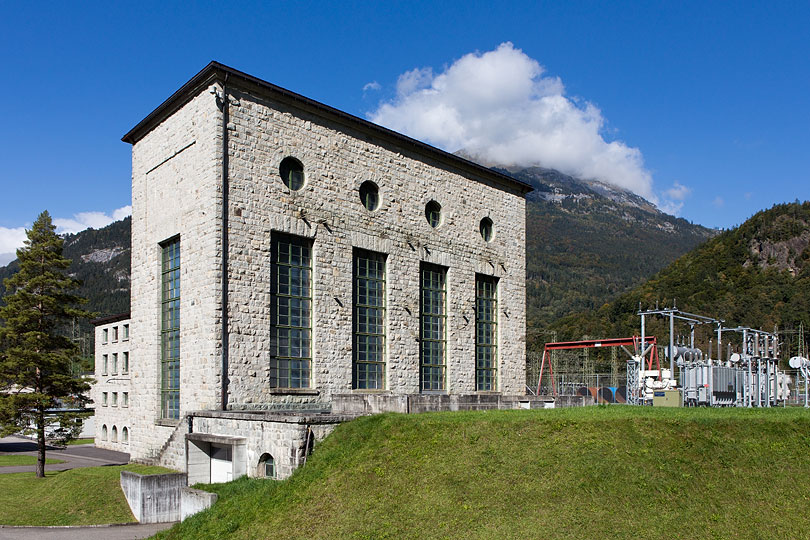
[210, 443, 232, 483]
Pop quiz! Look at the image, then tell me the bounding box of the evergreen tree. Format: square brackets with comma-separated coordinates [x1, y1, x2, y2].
[0, 211, 92, 477]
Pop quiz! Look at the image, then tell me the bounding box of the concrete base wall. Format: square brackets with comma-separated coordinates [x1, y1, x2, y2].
[181, 487, 218, 521]
[121, 471, 187, 523]
[187, 411, 350, 480]
[331, 393, 582, 414]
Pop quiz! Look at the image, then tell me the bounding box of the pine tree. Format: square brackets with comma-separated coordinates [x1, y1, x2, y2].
[0, 211, 92, 477]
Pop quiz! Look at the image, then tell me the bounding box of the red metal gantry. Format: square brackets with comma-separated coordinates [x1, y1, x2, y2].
[536, 336, 660, 396]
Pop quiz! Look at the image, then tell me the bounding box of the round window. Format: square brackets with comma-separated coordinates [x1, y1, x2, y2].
[480, 217, 494, 242]
[279, 157, 305, 191]
[359, 181, 379, 211]
[425, 200, 442, 228]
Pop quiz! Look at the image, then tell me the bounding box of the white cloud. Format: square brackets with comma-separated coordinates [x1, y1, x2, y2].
[0, 206, 131, 266]
[363, 81, 381, 92]
[113, 205, 132, 221]
[0, 226, 27, 266]
[665, 182, 692, 201]
[369, 42, 657, 203]
[53, 205, 132, 235]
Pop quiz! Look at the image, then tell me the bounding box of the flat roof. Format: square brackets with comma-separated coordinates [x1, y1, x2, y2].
[90, 312, 130, 326]
[122, 61, 532, 195]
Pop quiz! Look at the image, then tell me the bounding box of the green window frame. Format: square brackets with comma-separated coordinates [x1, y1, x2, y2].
[425, 200, 442, 228]
[353, 249, 386, 389]
[475, 275, 498, 391]
[122, 351, 129, 374]
[359, 181, 380, 211]
[270, 233, 312, 388]
[420, 263, 447, 391]
[160, 237, 180, 419]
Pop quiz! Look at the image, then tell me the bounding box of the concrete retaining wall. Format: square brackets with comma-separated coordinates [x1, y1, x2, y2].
[181, 487, 218, 521]
[121, 471, 187, 523]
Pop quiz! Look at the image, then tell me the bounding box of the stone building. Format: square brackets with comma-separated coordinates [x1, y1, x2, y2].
[120, 62, 532, 482]
[92, 313, 132, 450]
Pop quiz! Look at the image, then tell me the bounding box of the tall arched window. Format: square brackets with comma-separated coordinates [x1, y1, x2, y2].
[122, 427, 129, 444]
[101, 424, 108, 441]
[111, 426, 118, 443]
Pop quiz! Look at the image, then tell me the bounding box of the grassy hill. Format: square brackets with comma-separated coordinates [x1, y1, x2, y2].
[158, 407, 810, 540]
[551, 201, 810, 361]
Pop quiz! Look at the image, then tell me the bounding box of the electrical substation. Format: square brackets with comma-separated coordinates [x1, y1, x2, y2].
[533, 306, 808, 407]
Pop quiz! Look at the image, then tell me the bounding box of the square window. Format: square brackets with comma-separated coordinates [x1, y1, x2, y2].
[123, 324, 129, 340]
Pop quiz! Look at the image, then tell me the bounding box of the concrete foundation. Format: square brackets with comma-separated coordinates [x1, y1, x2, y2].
[181, 487, 219, 521]
[121, 471, 187, 523]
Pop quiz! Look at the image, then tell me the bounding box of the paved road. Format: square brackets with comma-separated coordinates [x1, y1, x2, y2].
[0, 523, 176, 540]
[0, 436, 129, 474]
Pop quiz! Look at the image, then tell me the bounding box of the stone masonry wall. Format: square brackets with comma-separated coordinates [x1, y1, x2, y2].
[190, 413, 342, 480]
[128, 86, 223, 463]
[127, 73, 528, 466]
[224, 84, 527, 408]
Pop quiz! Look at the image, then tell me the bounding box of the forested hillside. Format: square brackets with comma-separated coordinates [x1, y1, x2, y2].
[503, 167, 715, 348]
[551, 201, 810, 359]
[0, 217, 131, 354]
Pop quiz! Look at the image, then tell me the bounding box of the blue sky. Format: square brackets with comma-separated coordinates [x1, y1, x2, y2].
[1, 1, 808, 263]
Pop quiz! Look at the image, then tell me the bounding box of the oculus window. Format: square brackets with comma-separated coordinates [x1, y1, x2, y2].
[359, 181, 380, 211]
[480, 217, 494, 242]
[279, 157, 305, 191]
[425, 200, 442, 228]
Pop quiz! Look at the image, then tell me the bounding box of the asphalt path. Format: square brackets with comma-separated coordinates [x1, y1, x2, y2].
[0, 436, 129, 473]
[0, 523, 176, 540]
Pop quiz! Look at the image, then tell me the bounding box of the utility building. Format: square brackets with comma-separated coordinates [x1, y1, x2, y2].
[121, 62, 531, 481]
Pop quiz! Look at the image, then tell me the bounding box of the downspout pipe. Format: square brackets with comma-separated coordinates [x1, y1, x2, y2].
[220, 73, 230, 411]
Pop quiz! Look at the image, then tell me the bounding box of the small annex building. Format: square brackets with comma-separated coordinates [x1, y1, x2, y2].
[91, 313, 132, 451]
[120, 62, 532, 482]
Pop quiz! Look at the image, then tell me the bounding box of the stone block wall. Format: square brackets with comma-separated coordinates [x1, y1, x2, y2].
[223, 84, 527, 408]
[128, 85, 223, 462]
[125, 66, 529, 466]
[189, 411, 347, 480]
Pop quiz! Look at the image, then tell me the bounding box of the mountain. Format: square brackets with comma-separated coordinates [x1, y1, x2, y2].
[0, 217, 131, 348]
[551, 201, 810, 360]
[495, 166, 716, 348]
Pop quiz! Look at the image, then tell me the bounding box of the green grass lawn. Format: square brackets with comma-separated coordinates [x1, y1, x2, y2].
[66, 437, 94, 445]
[0, 455, 65, 467]
[0, 464, 171, 526]
[158, 406, 810, 540]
